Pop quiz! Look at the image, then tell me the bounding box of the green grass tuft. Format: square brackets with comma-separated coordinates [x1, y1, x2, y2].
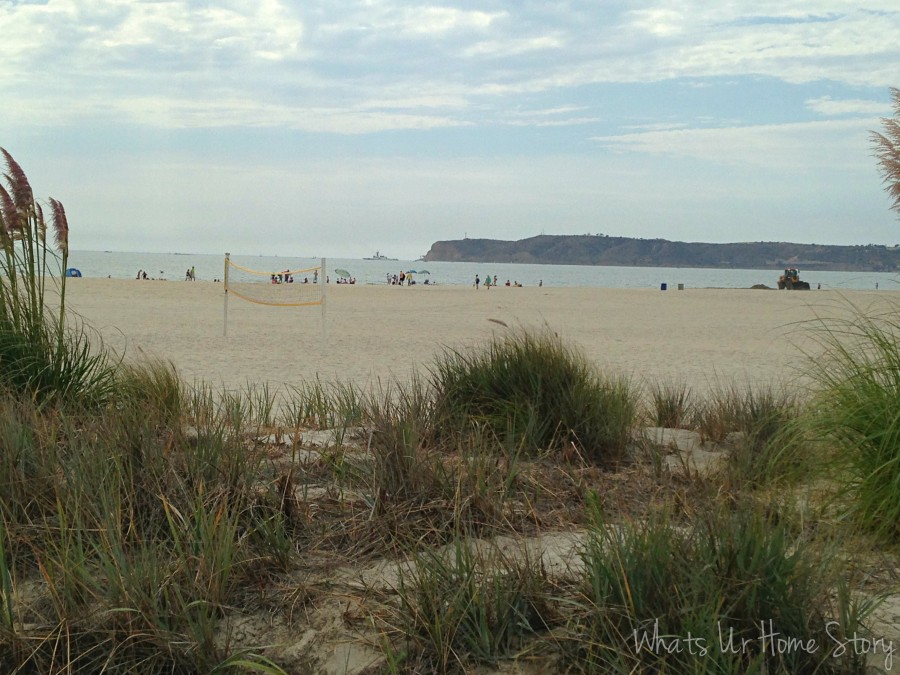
[429, 329, 637, 463]
[804, 302, 900, 542]
[566, 496, 872, 674]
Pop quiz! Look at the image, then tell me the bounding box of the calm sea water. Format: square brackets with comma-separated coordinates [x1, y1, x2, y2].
[66, 250, 899, 291]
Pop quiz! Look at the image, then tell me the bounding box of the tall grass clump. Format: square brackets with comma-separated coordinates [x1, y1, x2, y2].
[0, 148, 115, 405]
[707, 383, 805, 488]
[647, 378, 694, 428]
[279, 378, 363, 433]
[362, 377, 439, 500]
[566, 497, 872, 674]
[430, 329, 636, 464]
[0, 361, 293, 673]
[394, 539, 555, 673]
[334, 379, 524, 547]
[804, 304, 900, 542]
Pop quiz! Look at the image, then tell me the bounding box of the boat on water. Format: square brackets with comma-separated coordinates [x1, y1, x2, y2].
[363, 251, 398, 261]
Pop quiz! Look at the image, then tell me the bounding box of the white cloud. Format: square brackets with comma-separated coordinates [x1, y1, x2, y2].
[592, 118, 878, 169]
[463, 34, 564, 58]
[3, 0, 900, 255]
[805, 96, 891, 116]
[398, 6, 500, 35]
[3, 0, 898, 132]
[112, 95, 468, 133]
[358, 94, 470, 111]
[627, 8, 686, 37]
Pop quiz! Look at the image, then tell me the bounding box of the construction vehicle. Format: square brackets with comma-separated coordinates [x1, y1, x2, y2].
[777, 268, 810, 290]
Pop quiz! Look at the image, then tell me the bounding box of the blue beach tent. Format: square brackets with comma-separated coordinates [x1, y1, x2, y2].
[65, 268, 82, 278]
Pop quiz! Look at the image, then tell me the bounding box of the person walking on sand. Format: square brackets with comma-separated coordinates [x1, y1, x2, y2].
[475, 274, 480, 289]
[190, 266, 195, 281]
[484, 275, 491, 290]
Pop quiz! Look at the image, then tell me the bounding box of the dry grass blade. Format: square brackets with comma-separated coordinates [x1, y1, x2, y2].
[870, 87, 900, 216]
[49, 198, 68, 254]
[1, 148, 33, 209]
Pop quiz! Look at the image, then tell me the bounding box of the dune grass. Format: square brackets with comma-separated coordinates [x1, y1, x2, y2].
[0, 327, 889, 673]
[647, 378, 695, 429]
[430, 329, 636, 464]
[0, 148, 116, 406]
[0, 380, 291, 673]
[564, 497, 872, 674]
[393, 539, 556, 672]
[803, 302, 900, 542]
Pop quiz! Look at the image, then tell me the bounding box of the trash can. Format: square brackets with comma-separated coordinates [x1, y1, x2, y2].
[660, 283, 667, 291]
[677, 283, 684, 291]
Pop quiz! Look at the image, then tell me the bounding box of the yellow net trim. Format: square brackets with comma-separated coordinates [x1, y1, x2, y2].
[225, 286, 323, 307]
[226, 259, 321, 277]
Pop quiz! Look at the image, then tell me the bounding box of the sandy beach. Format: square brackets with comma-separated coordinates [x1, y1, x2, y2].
[63, 279, 898, 395]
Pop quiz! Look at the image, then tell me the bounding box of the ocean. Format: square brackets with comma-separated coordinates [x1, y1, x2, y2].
[65, 250, 899, 291]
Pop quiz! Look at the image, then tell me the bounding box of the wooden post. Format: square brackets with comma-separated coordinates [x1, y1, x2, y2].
[223, 252, 230, 337]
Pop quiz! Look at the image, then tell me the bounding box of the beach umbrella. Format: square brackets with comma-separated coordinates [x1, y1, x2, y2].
[406, 269, 417, 274]
[417, 269, 430, 274]
[334, 268, 351, 278]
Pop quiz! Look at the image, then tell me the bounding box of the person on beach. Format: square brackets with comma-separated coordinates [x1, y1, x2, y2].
[190, 266, 196, 281]
[475, 275, 480, 289]
[484, 275, 491, 289]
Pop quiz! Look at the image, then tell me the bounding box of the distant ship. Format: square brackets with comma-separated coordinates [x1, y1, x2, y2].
[363, 251, 398, 261]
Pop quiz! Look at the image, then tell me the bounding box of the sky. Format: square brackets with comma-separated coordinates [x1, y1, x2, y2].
[2, 1, 900, 259]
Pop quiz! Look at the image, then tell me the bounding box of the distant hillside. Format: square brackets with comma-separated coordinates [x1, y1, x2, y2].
[422, 235, 900, 272]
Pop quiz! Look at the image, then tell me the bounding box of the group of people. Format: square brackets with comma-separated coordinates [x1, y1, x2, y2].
[184, 266, 196, 281]
[387, 271, 430, 286]
[135, 269, 149, 280]
[270, 269, 327, 284]
[474, 275, 537, 289]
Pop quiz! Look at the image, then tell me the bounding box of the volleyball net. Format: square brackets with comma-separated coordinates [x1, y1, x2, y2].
[222, 254, 326, 339]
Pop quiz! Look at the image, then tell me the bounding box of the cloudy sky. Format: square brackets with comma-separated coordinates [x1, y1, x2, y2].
[3, 1, 899, 259]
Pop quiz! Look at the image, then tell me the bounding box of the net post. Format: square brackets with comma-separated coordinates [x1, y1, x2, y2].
[223, 252, 230, 337]
[320, 257, 327, 352]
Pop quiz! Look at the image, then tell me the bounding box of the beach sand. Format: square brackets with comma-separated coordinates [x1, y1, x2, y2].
[63, 279, 897, 395]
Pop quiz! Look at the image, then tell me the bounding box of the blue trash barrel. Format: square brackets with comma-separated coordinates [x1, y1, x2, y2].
[660, 282, 667, 291]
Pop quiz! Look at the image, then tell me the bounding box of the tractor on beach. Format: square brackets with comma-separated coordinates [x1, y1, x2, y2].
[777, 268, 810, 290]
